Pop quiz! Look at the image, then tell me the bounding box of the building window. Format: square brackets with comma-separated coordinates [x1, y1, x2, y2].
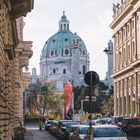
[61, 50, 63, 56]
[65, 49, 69, 55]
[51, 50, 54, 56]
[55, 50, 57, 56]
[65, 38, 68, 42]
[83, 65, 86, 75]
[64, 24, 66, 30]
[53, 69, 56, 74]
[63, 69, 66, 74]
[83, 50, 85, 55]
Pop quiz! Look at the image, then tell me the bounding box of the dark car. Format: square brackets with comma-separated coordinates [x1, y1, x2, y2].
[44, 119, 53, 131]
[112, 116, 123, 126]
[58, 120, 80, 140]
[121, 117, 140, 136]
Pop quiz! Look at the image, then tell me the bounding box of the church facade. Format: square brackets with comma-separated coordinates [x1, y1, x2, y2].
[40, 12, 90, 92]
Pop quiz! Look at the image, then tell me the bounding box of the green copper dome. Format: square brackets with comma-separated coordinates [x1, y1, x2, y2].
[41, 12, 87, 58]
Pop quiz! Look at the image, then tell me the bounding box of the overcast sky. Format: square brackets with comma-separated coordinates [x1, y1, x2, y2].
[24, 0, 119, 80]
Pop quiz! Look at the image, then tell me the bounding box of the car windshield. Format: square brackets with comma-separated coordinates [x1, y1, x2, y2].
[94, 127, 125, 137]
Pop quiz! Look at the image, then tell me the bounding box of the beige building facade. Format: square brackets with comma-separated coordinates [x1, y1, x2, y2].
[0, 1, 34, 140]
[110, 0, 140, 117]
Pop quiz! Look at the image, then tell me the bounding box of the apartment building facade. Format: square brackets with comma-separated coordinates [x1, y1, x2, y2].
[110, 0, 140, 117]
[0, 1, 34, 140]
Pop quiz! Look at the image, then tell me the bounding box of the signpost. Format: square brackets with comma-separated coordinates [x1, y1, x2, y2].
[84, 71, 99, 140]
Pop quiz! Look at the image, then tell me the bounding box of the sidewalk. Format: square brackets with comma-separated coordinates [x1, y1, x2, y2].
[24, 129, 57, 140]
[25, 130, 33, 140]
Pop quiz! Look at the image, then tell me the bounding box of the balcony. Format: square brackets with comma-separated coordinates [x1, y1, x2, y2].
[9, 0, 34, 19]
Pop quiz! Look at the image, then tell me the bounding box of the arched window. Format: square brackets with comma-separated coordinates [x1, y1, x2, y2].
[53, 69, 56, 74]
[83, 50, 85, 55]
[63, 69, 66, 74]
[83, 65, 86, 75]
[73, 39, 75, 44]
[55, 50, 57, 56]
[64, 24, 66, 30]
[61, 50, 63, 56]
[51, 50, 54, 56]
[65, 49, 69, 55]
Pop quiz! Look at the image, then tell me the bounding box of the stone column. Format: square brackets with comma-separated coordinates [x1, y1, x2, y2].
[114, 83, 117, 115]
[118, 81, 121, 115]
[138, 72, 140, 116]
[121, 80, 125, 115]
[134, 73, 138, 116]
[125, 78, 129, 116]
[137, 8, 140, 58]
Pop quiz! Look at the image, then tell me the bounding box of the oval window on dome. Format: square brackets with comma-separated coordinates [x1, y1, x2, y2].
[65, 38, 68, 42]
[65, 49, 69, 55]
[51, 50, 54, 56]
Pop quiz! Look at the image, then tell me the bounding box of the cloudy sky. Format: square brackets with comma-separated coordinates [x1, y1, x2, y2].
[24, 0, 119, 80]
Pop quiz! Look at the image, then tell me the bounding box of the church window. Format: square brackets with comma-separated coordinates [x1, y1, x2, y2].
[61, 24, 62, 30]
[53, 69, 56, 74]
[83, 65, 86, 75]
[51, 50, 54, 56]
[77, 39, 79, 44]
[64, 24, 66, 30]
[65, 49, 69, 55]
[65, 38, 68, 42]
[61, 50, 63, 56]
[70, 50, 72, 56]
[63, 69, 66, 74]
[53, 39, 55, 43]
[83, 50, 85, 55]
[55, 50, 57, 56]
[73, 39, 75, 44]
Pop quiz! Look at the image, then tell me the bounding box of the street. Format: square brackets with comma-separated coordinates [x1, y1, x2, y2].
[24, 123, 140, 140]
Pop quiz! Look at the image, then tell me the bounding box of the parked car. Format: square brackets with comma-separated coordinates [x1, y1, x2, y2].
[48, 120, 59, 136]
[112, 116, 124, 126]
[93, 117, 112, 125]
[121, 117, 140, 136]
[70, 124, 128, 140]
[57, 120, 80, 140]
[44, 119, 53, 131]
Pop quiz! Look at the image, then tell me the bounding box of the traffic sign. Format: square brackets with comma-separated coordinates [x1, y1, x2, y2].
[84, 71, 99, 86]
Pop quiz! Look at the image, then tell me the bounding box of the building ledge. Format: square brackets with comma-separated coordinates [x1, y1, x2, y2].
[9, 0, 34, 19]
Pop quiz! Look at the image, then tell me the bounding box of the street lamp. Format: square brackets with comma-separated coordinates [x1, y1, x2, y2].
[84, 71, 99, 140]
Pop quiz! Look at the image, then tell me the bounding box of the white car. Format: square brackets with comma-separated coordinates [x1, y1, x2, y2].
[70, 124, 128, 140]
[85, 125, 128, 140]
